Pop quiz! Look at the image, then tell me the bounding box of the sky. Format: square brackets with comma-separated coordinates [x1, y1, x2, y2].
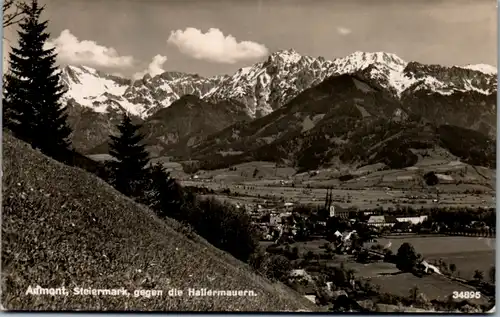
[2, 0, 498, 78]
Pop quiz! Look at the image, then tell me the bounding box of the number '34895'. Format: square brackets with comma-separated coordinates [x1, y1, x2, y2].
[452, 291, 481, 299]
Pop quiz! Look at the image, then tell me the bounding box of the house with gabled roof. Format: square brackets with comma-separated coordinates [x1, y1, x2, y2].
[367, 215, 398, 227]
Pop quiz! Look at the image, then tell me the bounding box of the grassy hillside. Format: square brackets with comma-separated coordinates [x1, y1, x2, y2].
[1, 133, 316, 311]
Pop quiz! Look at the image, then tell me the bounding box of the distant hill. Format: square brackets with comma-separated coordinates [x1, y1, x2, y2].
[86, 95, 251, 157]
[1, 132, 316, 311]
[185, 74, 496, 172]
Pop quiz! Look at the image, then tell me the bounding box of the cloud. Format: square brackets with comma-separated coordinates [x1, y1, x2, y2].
[133, 54, 168, 80]
[336, 27, 352, 36]
[45, 29, 134, 68]
[167, 27, 268, 64]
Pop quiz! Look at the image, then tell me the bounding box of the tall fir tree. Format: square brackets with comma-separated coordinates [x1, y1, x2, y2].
[108, 114, 150, 198]
[145, 162, 184, 219]
[3, 0, 71, 158]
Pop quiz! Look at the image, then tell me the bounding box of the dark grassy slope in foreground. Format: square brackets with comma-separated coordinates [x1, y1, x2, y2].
[1, 133, 316, 311]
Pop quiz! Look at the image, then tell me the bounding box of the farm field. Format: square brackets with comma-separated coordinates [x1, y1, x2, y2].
[136, 156, 497, 209]
[183, 181, 494, 210]
[368, 236, 495, 280]
[259, 239, 335, 259]
[91, 153, 495, 210]
[368, 273, 488, 305]
[180, 158, 495, 210]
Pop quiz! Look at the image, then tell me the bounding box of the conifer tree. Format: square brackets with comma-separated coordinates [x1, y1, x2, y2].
[145, 162, 184, 218]
[108, 114, 150, 197]
[3, 0, 71, 158]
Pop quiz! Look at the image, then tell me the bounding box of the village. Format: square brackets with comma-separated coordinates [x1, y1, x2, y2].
[179, 167, 495, 312]
[218, 187, 495, 312]
[248, 201, 430, 243]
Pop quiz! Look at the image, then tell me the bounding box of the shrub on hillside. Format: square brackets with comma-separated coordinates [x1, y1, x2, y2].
[423, 171, 439, 186]
[265, 255, 293, 282]
[95, 150, 260, 265]
[142, 162, 184, 219]
[182, 197, 259, 263]
[249, 251, 292, 283]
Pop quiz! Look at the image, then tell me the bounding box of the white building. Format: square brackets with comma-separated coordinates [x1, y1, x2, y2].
[329, 205, 349, 218]
[396, 215, 428, 224]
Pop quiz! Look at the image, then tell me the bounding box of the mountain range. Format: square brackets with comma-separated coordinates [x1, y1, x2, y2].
[59, 50, 497, 172]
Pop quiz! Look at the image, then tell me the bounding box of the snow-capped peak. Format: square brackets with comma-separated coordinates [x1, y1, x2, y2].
[59, 64, 226, 119]
[269, 49, 303, 64]
[461, 64, 497, 75]
[334, 51, 407, 72]
[61, 65, 128, 102]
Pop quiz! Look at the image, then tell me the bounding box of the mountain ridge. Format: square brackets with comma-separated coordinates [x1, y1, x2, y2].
[181, 73, 496, 172]
[58, 50, 497, 157]
[60, 50, 497, 120]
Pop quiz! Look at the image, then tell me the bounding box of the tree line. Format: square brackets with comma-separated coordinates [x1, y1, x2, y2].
[3, 0, 259, 265]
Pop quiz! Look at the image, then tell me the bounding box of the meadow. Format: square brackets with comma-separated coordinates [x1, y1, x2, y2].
[369, 236, 495, 280]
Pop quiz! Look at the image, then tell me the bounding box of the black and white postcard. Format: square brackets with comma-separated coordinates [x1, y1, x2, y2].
[1, 0, 496, 312]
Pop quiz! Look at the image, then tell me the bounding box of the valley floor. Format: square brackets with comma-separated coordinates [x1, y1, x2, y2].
[175, 159, 495, 311]
[177, 159, 495, 210]
[181, 183, 494, 210]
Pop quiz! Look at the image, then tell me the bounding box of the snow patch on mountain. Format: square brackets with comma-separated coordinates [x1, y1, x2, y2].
[461, 64, 497, 75]
[386, 67, 416, 95]
[412, 76, 454, 95]
[330, 51, 406, 74]
[61, 66, 127, 105]
[60, 65, 141, 115]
